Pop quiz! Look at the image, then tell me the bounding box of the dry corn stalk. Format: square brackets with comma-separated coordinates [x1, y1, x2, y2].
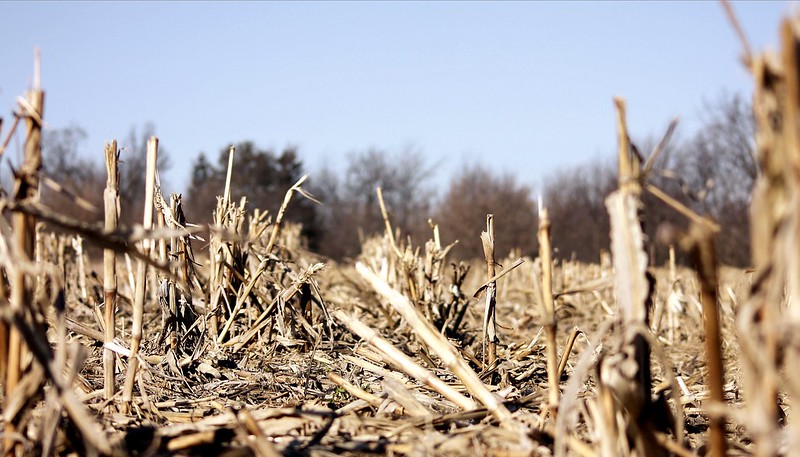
[599, 98, 660, 456]
[480, 214, 498, 373]
[355, 262, 515, 428]
[5, 53, 44, 456]
[121, 136, 158, 412]
[1, 54, 112, 455]
[778, 19, 800, 454]
[334, 310, 478, 411]
[737, 15, 800, 457]
[154, 179, 170, 347]
[209, 145, 237, 341]
[0, 294, 112, 454]
[681, 223, 726, 457]
[537, 203, 560, 415]
[265, 174, 318, 255]
[166, 194, 179, 353]
[375, 186, 419, 304]
[103, 140, 119, 403]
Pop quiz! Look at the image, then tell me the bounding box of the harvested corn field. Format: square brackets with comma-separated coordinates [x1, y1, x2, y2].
[3, 9, 800, 457]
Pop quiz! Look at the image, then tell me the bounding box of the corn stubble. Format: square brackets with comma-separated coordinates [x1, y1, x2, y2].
[2, 13, 800, 457]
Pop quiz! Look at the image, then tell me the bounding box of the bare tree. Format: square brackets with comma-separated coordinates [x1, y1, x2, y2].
[545, 159, 616, 262]
[185, 152, 220, 222]
[310, 165, 350, 258]
[672, 93, 755, 266]
[36, 123, 174, 229]
[186, 142, 320, 248]
[436, 164, 537, 260]
[40, 125, 104, 223]
[42, 125, 96, 183]
[313, 147, 434, 259]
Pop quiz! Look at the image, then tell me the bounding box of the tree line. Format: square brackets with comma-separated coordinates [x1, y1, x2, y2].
[36, 93, 755, 266]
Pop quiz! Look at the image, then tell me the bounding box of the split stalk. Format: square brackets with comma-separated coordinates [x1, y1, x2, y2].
[480, 214, 498, 372]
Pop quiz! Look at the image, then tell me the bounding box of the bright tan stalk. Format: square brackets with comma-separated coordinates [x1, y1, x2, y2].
[356, 262, 515, 428]
[480, 214, 498, 373]
[121, 137, 158, 412]
[5, 51, 44, 456]
[103, 140, 119, 403]
[538, 204, 559, 414]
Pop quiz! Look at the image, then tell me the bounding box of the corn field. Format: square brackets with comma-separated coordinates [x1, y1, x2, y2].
[2, 12, 800, 457]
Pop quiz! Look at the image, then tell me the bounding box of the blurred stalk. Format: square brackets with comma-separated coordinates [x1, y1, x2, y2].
[682, 223, 727, 457]
[5, 50, 44, 456]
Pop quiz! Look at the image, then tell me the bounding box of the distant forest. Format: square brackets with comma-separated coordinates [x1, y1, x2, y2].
[38, 93, 754, 267]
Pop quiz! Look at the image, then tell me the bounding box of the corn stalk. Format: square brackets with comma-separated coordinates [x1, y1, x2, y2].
[103, 140, 119, 403]
[121, 136, 158, 412]
[5, 53, 44, 456]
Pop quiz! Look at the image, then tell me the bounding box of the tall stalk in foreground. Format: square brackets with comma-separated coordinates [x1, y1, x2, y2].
[103, 140, 119, 403]
[122, 137, 158, 412]
[599, 97, 659, 456]
[5, 52, 44, 456]
[537, 203, 559, 415]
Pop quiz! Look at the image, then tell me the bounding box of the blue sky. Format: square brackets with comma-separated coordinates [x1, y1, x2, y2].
[0, 1, 790, 196]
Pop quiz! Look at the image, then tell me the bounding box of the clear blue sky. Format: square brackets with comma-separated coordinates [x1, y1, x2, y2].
[0, 1, 789, 196]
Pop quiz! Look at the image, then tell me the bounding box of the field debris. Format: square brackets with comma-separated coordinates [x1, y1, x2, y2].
[3, 13, 800, 457]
